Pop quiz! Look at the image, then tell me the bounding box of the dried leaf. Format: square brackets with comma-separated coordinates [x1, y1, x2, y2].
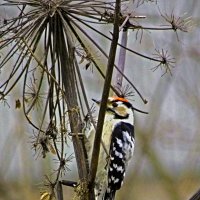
[40, 192, 50, 200]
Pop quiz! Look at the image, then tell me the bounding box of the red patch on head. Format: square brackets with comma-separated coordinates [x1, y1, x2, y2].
[111, 96, 129, 103]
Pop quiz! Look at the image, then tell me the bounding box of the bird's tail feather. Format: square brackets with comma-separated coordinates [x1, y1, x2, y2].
[104, 188, 116, 200]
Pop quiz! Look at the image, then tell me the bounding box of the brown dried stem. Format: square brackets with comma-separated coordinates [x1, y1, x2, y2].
[89, 0, 121, 190]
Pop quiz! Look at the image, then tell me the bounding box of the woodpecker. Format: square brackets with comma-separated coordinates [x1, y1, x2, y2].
[86, 96, 135, 200]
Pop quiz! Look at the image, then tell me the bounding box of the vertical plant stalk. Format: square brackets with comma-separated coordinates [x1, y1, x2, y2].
[56, 182, 63, 200]
[114, 29, 128, 92]
[57, 18, 88, 186]
[89, 0, 121, 189]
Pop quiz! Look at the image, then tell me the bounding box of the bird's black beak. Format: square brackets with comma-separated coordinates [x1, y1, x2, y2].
[92, 98, 101, 105]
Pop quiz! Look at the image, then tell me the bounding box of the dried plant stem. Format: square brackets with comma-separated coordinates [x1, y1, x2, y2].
[89, 0, 121, 190]
[189, 188, 200, 200]
[56, 182, 63, 200]
[114, 29, 128, 92]
[57, 18, 88, 191]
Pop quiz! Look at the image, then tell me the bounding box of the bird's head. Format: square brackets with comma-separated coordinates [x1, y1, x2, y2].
[92, 96, 133, 119]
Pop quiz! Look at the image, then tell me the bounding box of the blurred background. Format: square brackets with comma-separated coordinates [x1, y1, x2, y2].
[0, 0, 200, 200]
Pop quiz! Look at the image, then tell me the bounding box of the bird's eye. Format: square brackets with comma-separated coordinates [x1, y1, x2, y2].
[112, 102, 118, 107]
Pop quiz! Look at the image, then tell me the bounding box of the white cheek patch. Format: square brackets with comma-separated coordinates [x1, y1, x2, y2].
[115, 106, 127, 117]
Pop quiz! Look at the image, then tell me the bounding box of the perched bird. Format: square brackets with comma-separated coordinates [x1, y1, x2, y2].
[86, 96, 135, 200]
